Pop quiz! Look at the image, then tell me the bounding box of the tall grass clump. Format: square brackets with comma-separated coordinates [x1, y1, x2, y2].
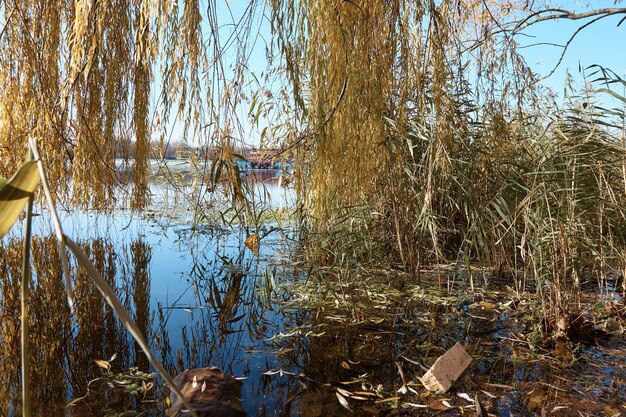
[272, 0, 626, 331]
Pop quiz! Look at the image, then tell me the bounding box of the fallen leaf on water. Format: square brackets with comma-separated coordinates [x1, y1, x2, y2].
[376, 396, 400, 404]
[262, 369, 295, 376]
[398, 354, 422, 366]
[481, 390, 497, 398]
[352, 391, 378, 397]
[485, 382, 514, 390]
[245, 233, 260, 254]
[404, 403, 428, 408]
[458, 393, 474, 402]
[475, 394, 486, 417]
[94, 359, 111, 370]
[336, 392, 351, 411]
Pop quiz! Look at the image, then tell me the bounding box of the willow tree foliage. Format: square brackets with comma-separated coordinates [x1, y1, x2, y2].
[271, 0, 541, 251]
[0, 0, 264, 209]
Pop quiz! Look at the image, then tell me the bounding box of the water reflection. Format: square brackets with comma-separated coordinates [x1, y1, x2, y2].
[1, 168, 623, 416]
[0, 202, 302, 416]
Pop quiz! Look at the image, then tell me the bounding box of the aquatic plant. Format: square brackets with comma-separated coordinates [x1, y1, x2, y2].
[270, 0, 626, 337]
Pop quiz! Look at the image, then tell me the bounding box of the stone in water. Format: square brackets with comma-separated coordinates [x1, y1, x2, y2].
[420, 342, 472, 393]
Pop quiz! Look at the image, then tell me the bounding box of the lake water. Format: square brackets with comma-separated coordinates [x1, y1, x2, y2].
[0, 163, 624, 416]
[0, 167, 307, 416]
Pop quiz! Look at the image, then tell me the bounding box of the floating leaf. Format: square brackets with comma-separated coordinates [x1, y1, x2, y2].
[245, 233, 260, 254]
[0, 161, 40, 238]
[480, 390, 497, 399]
[352, 391, 378, 397]
[336, 392, 351, 411]
[457, 393, 474, 402]
[376, 396, 400, 404]
[476, 394, 486, 417]
[404, 403, 428, 408]
[94, 359, 111, 370]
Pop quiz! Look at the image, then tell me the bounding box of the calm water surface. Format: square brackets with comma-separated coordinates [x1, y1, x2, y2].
[1, 165, 624, 417]
[0, 168, 308, 416]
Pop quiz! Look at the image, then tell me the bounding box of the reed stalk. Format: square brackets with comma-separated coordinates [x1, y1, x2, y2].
[20, 170, 33, 417]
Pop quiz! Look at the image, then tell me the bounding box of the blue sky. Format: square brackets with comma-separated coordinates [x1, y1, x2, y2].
[516, 2, 626, 102]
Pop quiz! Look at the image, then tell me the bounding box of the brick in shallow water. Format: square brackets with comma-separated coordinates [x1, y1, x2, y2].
[420, 342, 472, 393]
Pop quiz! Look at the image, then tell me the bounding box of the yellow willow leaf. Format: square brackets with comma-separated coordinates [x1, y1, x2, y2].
[0, 161, 40, 238]
[336, 392, 351, 411]
[94, 359, 111, 371]
[245, 233, 260, 254]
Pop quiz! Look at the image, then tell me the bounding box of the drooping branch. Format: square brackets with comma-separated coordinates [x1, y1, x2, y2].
[538, 14, 613, 79]
[514, 7, 626, 32]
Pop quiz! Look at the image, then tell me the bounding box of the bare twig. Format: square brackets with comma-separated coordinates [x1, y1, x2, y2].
[539, 14, 611, 80]
[514, 7, 626, 32]
[0, 5, 17, 43]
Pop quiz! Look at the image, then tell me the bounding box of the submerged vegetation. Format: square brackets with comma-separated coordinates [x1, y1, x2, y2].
[1, 0, 626, 416]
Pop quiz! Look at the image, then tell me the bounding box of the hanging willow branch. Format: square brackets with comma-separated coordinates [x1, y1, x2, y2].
[270, 0, 542, 227]
[0, 0, 266, 210]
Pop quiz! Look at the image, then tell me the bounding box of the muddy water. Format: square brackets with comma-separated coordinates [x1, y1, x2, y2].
[0, 168, 625, 416]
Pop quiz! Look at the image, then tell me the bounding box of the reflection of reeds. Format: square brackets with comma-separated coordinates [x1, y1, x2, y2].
[10, 140, 200, 417]
[1, 236, 157, 415]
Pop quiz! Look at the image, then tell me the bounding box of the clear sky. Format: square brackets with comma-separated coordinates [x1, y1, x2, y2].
[515, 1, 626, 104]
